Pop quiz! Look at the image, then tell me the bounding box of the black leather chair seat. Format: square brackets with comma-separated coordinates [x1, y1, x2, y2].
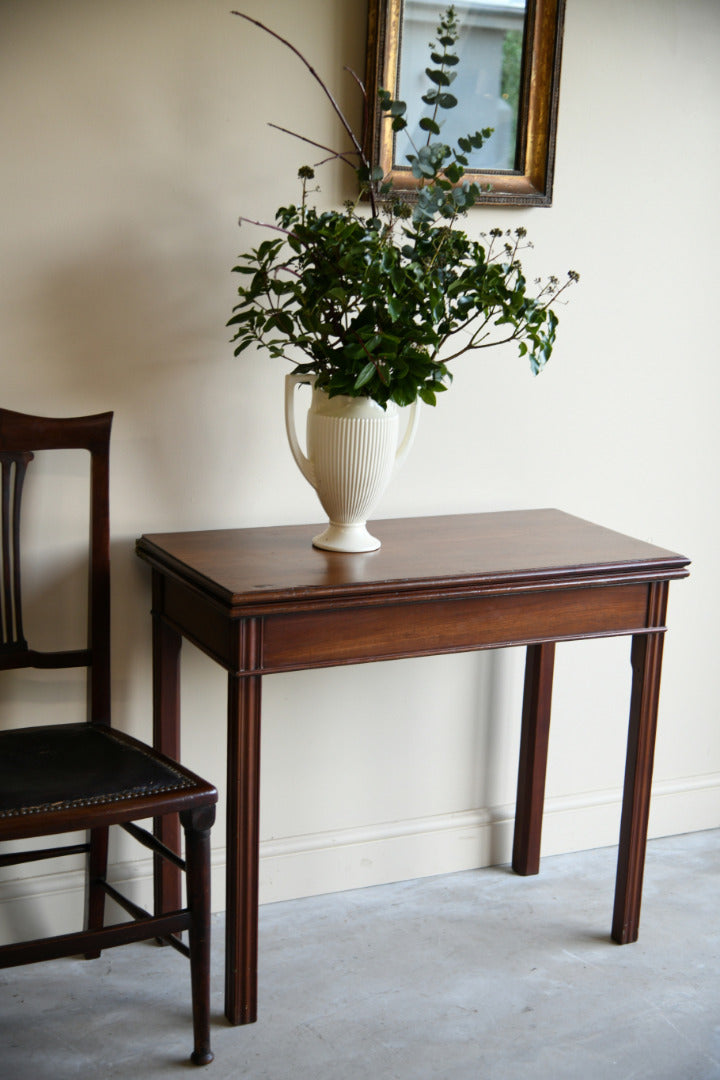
[0, 724, 194, 818]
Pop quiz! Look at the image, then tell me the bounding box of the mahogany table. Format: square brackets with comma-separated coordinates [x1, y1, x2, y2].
[135, 509, 689, 1027]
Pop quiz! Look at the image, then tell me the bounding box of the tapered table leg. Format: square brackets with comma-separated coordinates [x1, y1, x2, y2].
[612, 583, 668, 944]
[152, 571, 182, 915]
[225, 670, 262, 1025]
[182, 804, 217, 1066]
[513, 641, 556, 876]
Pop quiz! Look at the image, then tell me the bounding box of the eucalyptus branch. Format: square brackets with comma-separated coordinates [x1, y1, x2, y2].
[424, 39, 454, 147]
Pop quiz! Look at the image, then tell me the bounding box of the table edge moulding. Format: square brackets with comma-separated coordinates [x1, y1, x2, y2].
[135, 509, 690, 1027]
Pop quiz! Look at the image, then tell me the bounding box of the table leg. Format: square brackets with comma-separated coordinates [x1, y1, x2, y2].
[225, 671, 262, 1025]
[512, 641, 556, 876]
[151, 577, 182, 915]
[612, 585, 668, 943]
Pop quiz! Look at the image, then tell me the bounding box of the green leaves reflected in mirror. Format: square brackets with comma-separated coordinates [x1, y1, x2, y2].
[375, 6, 496, 226]
[228, 6, 578, 409]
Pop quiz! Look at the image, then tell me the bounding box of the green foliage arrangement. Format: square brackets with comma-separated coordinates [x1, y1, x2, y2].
[228, 6, 578, 408]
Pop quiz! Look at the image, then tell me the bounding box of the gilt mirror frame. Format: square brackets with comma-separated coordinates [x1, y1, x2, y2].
[363, 0, 566, 207]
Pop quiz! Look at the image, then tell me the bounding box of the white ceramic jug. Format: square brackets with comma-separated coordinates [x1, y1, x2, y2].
[284, 373, 420, 552]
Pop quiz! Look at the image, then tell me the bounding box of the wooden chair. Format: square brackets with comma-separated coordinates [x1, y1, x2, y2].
[0, 408, 218, 1066]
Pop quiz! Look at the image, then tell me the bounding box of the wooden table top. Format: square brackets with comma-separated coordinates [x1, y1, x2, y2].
[136, 510, 690, 613]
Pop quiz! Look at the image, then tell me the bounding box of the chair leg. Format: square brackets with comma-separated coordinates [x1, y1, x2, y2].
[181, 805, 216, 1067]
[84, 825, 109, 959]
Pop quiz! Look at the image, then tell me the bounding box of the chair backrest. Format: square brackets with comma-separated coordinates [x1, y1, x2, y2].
[0, 408, 114, 726]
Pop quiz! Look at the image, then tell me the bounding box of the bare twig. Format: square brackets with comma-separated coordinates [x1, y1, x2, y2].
[231, 11, 377, 215]
[343, 66, 366, 96]
[267, 123, 358, 170]
[237, 215, 296, 239]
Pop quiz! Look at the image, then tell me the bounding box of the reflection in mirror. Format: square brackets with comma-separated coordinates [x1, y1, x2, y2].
[364, 0, 566, 206]
[398, 0, 526, 172]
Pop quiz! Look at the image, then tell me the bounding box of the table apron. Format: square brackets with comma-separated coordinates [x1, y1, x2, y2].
[159, 577, 656, 674]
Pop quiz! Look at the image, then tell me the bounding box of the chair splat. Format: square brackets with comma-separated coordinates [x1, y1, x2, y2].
[0, 451, 33, 653]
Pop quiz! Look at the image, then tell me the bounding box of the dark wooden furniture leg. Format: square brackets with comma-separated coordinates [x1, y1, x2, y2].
[513, 642, 556, 876]
[182, 804, 216, 1066]
[152, 570, 183, 915]
[84, 825, 110, 958]
[612, 583, 669, 944]
[225, 669, 262, 1025]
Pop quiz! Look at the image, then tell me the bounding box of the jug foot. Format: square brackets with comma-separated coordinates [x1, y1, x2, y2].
[312, 521, 381, 552]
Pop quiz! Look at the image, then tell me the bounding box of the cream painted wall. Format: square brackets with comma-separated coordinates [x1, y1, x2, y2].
[1, 0, 718, 934]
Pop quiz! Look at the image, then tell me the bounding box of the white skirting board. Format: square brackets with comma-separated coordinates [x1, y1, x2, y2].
[1, 774, 719, 939]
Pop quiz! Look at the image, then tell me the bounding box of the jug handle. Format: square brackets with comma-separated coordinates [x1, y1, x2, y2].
[395, 397, 420, 468]
[284, 373, 316, 488]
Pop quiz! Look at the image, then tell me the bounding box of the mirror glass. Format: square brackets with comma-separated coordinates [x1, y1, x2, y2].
[397, 0, 526, 172]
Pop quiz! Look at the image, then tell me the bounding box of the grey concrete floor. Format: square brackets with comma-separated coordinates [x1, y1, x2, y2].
[1, 829, 719, 1080]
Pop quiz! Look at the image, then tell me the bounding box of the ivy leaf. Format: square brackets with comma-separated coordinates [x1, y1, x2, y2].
[390, 266, 405, 290]
[326, 286, 348, 304]
[270, 311, 294, 334]
[256, 239, 281, 261]
[353, 362, 377, 390]
[387, 296, 404, 322]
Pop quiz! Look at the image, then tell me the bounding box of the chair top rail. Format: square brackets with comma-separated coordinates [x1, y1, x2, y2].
[0, 408, 113, 454]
